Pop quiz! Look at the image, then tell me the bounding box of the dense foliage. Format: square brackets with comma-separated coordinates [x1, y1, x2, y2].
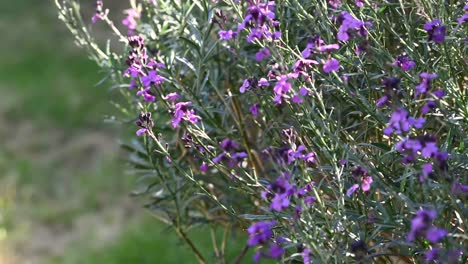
[56, 0, 467, 263]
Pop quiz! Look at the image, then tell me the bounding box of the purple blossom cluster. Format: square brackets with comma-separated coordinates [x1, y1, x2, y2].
[406, 209, 457, 262]
[346, 166, 373, 197]
[335, 11, 372, 52]
[424, 19, 446, 44]
[236, 1, 281, 43]
[247, 170, 316, 262]
[383, 108, 425, 136]
[123, 35, 167, 103]
[260, 172, 313, 212]
[395, 135, 448, 181]
[458, 5, 468, 25]
[91, 0, 107, 23]
[376, 77, 401, 108]
[393, 55, 416, 71]
[300, 35, 341, 75]
[122, 7, 140, 35]
[171, 101, 201, 128]
[247, 221, 286, 262]
[212, 139, 247, 167]
[328, 0, 364, 8]
[135, 112, 154, 136]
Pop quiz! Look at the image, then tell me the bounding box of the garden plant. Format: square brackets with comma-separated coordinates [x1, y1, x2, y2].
[55, 0, 467, 263]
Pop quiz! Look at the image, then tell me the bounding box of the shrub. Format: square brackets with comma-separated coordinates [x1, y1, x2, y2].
[55, 0, 467, 263]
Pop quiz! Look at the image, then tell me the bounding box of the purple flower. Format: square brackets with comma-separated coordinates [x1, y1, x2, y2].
[415, 73, 437, 97]
[240, 79, 251, 93]
[122, 8, 140, 35]
[451, 180, 468, 196]
[247, 221, 275, 246]
[220, 138, 239, 151]
[323, 59, 340, 73]
[317, 43, 340, 52]
[424, 19, 446, 43]
[407, 209, 437, 242]
[304, 196, 316, 205]
[253, 252, 262, 263]
[136, 128, 147, 136]
[91, 0, 106, 23]
[302, 248, 312, 264]
[213, 139, 247, 166]
[384, 108, 412, 136]
[292, 95, 303, 104]
[355, 0, 364, 8]
[271, 193, 290, 211]
[376, 95, 389, 108]
[172, 102, 201, 128]
[273, 75, 291, 104]
[218, 30, 236, 40]
[268, 243, 284, 259]
[299, 87, 310, 96]
[147, 59, 165, 69]
[420, 163, 433, 182]
[163, 92, 179, 102]
[258, 78, 269, 87]
[328, 0, 342, 8]
[432, 89, 445, 99]
[425, 248, 440, 262]
[141, 70, 164, 87]
[408, 117, 425, 129]
[346, 184, 359, 197]
[304, 152, 316, 163]
[255, 48, 271, 61]
[135, 112, 153, 136]
[426, 227, 447, 243]
[336, 12, 372, 42]
[458, 12, 468, 25]
[421, 142, 438, 158]
[361, 176, 373, 192]
[136, 88, 156, 102]
[250, 104, 259, 116]
[200, 163, 208, 172]
[237, 1, 280, 42]
[421, 101, 436, 114]
[394, 55, 416, 71]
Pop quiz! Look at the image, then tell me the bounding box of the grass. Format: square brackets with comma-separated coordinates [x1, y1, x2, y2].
[50, 216, 254, 264]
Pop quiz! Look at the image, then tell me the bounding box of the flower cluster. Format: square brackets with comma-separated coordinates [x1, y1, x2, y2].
[123, 35, 166, 102]
[335, 11, 371, 43]
[237, 1, 281, 43]
[424, 19, 446, 44]
[122, 7, 140, 35]
[212, 138, 247, 167]
[406, 209, 455, 262]
[346, 166, 373, 197]
[383, 108, 425, 136]
[171, 102, 201, 128]
[91, 0, 107, 23]
[247, 221, 286, 261]
[393, 55, 416, 71]
[135, 112, 154, 136]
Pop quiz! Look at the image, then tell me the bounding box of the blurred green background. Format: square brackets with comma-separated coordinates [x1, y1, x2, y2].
[0, 1, 248, 263]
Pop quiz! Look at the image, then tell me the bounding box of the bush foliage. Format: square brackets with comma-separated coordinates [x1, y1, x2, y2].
[56, 0, 467, 263]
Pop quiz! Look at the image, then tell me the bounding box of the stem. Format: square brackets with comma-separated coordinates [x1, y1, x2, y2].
[175, 227, 207, 264]
[210, 227, 221, 262]
[231, 245, 249, 264]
